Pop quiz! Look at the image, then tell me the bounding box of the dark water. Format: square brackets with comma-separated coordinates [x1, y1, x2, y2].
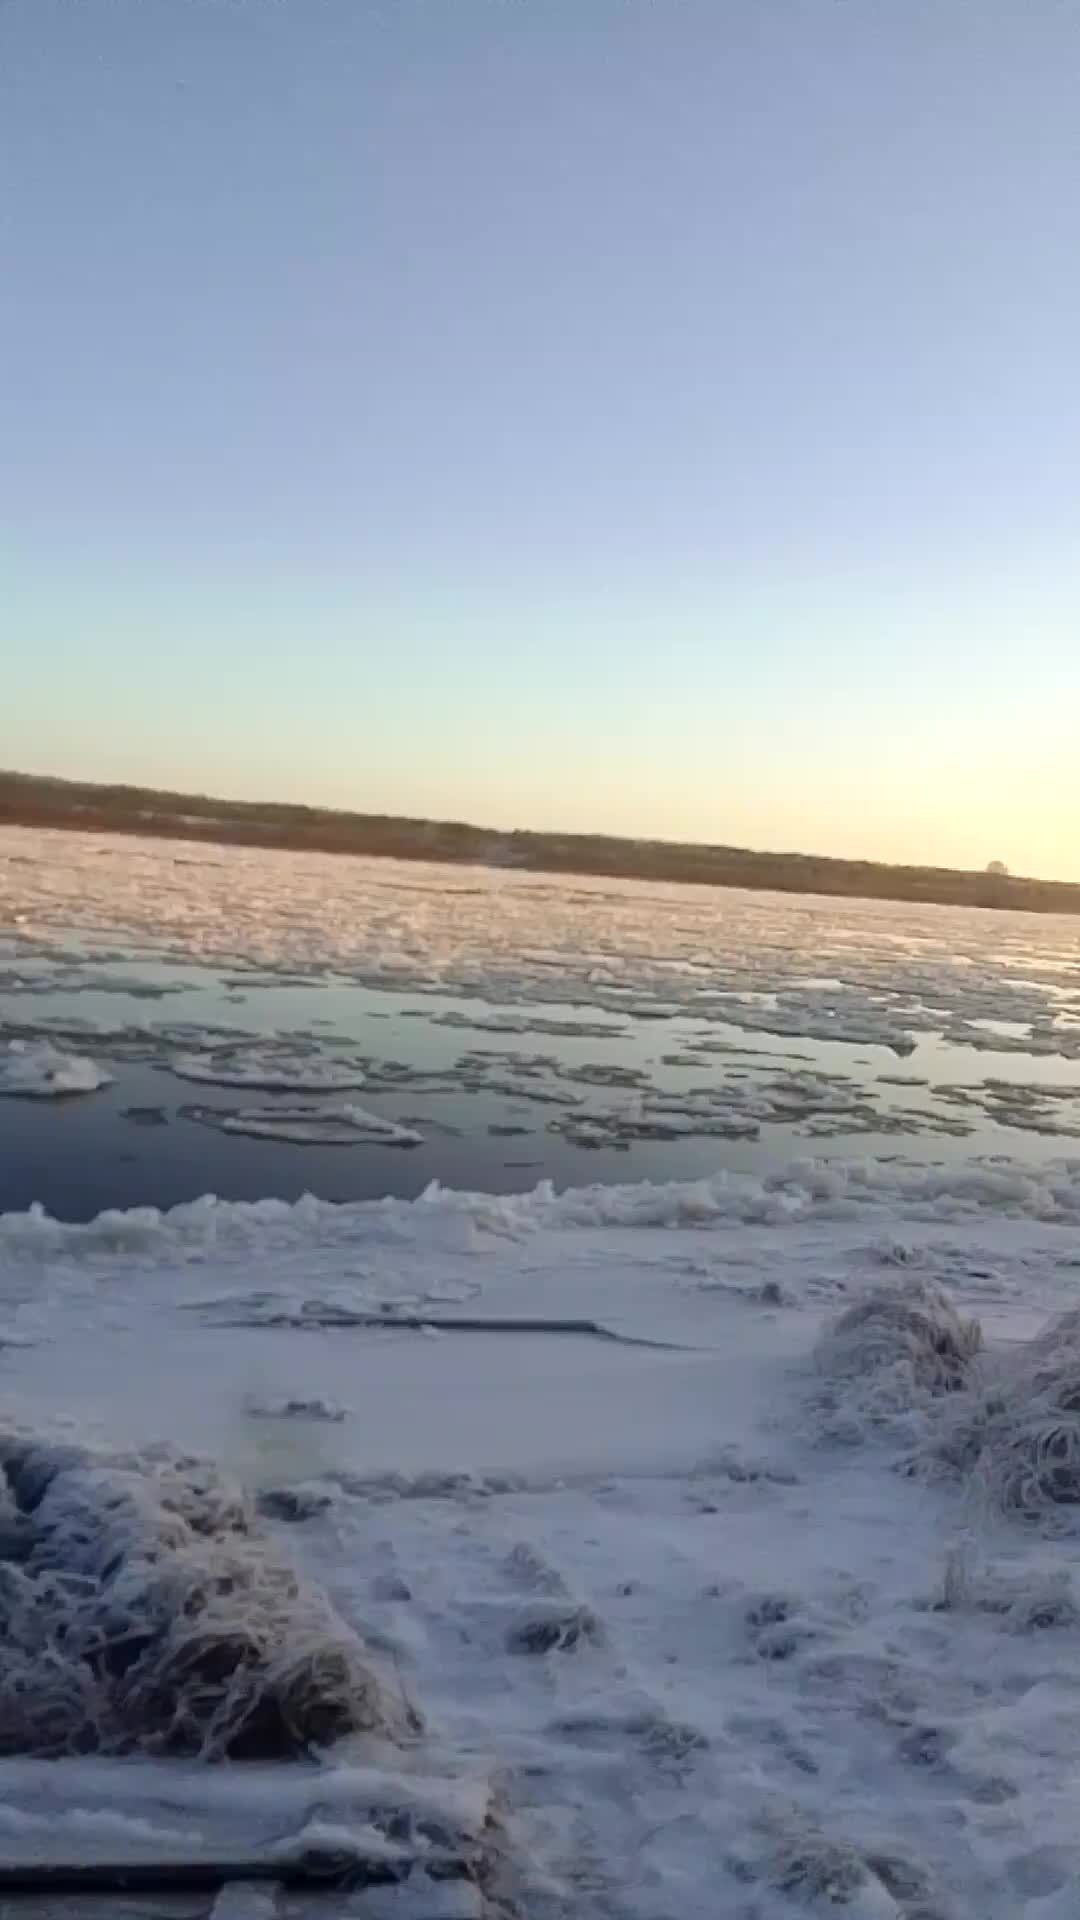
[0, 977, 781, 1218]
[2, 961, 1076, 1223]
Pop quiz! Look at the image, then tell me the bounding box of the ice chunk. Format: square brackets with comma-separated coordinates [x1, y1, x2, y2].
[0, 1040, 112, 1098]
[170, 1046, 367, 1093]
[183, 1102, 423, 1147]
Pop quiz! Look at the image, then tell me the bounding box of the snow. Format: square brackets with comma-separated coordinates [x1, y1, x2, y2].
[0, 1751, 492, 1902]
[0, 1039, 112, 1097]
[1, 1162, 1080, 1913]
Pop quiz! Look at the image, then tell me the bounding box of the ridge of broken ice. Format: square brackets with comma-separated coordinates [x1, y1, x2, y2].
[5, 1153, 1080, 1273]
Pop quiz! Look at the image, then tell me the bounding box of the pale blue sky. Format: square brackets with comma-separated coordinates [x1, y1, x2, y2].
[2, 0, 1077, 877]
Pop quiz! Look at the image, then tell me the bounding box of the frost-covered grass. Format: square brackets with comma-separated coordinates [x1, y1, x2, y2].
[815, 1281, 982, 1441]
[924, 1311, 1080, 1526]
[0, 1437, 410, 1760]
[818, 1282, 1080, 1536]
[744, 1809, 943, 1917]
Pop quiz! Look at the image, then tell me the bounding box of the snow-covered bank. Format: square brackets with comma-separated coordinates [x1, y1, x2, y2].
[1, 1161, 1080, 1913]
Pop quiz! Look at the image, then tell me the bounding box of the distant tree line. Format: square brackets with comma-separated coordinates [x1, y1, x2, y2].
[1, 769, 1075, 916]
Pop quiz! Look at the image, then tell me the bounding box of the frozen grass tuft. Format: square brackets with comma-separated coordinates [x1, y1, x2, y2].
[814, 1282, 981, 1443]
[819, 1283, 981, 1397]
[748, 1811, 924, 1914]
[506, 1602, 604, 1655]
[924, 1538, 1080, 1628]
[736, 1808, 945, 1916]
[925, 1311, 1080, 1526]
[768, 1825, 870, 1904]
[0, 1435, 415, 1760]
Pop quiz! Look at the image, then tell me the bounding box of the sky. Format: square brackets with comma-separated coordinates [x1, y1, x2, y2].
[2, 0, 1078, 879]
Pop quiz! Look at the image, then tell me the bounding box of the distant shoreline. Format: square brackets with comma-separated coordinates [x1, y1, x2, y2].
[2, 768, 1076, 916]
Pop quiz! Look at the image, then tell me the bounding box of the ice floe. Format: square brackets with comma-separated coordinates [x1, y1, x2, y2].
[0, 1040, 112, 1098]
[183, 1102, 423, 1147]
